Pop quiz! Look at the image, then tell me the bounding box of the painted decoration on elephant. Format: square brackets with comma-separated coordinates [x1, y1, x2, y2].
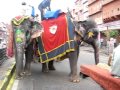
[12, 16, 29, 26]
[49, 25, 57, 34]
[15, 29, 24, 43]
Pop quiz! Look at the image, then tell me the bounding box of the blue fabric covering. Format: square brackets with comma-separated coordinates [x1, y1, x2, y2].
[44, 9, 61, 19]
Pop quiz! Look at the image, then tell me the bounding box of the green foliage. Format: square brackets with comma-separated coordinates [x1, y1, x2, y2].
[109, 30, 119, 37]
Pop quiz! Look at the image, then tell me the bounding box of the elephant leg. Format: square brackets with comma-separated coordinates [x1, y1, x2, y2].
[48, 60, 55, 70]
[92, 41, 99, 64]
[15, 46, 24, 79]
[24, 43, 33, 75]
[42, 63, 49, 72]
[68, 50, 80, 83]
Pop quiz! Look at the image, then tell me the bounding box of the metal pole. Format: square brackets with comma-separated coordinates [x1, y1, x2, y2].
[106, 26, 110, 55]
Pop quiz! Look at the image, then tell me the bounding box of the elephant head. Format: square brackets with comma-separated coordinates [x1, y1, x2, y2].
[12, 16, 43, 48]
[11, 16, 43, 78]
[74, 19, 99, 64]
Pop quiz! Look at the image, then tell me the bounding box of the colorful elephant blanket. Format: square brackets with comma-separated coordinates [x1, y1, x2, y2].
[37, 13, 75, 63]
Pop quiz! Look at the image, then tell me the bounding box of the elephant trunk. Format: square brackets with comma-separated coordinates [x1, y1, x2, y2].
[92, 41, 99, 64]
[15, 45, 24, 77]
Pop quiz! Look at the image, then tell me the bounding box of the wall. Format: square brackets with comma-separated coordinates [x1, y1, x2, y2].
[89, 0, 102, 15]
[90, 13, 103, 24]
[88, 0, 97, 5]
[102, 0, 120, 19]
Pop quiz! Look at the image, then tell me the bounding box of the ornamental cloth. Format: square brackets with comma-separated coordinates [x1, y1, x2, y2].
[37, 13, 75, 63]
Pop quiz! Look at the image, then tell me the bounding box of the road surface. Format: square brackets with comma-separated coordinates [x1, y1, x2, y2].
[12, 47, 108, 90]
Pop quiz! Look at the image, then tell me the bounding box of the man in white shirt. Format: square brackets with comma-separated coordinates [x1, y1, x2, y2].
[20, 2, 32, 17]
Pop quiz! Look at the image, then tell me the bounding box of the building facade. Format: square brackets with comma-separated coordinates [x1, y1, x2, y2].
[88, 0, 120, 31]
[73, 0, 120, 31]
[72, 0, 89, 21]
[88, 0, 103, 24]
[102, 0, 120, 30]
[81, 0, 89, 20]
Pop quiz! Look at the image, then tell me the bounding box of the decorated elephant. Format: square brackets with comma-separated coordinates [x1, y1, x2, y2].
[11, 15, 43, 79]
[37, 0, 99, 82]
[30, 12, 98, 83]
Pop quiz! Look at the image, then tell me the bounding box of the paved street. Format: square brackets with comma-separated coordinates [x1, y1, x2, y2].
[12, 46, 109, 90]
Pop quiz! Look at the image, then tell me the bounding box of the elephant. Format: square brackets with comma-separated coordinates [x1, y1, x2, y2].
[34, 12, 99, 82]
[11, 15, 43, 79]
[38, 1, 99, 82]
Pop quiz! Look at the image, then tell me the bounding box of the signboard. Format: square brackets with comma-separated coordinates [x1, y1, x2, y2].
[98, 20, 120, 31]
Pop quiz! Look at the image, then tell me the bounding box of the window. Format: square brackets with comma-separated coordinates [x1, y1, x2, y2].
[118, 8, 120, 11]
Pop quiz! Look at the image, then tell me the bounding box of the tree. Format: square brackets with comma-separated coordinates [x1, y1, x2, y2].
[109, 30, 119, 38]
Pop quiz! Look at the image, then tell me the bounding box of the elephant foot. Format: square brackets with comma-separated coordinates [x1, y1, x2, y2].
[69, 75, 80, 83]
[15, 75, 23, 80]
[48, 60, 55, 70]
[48, 65, 56, 70]
[20, 72, 26, 76]
[42, 67, 49, 73]
[15, 72, 26, 80]
[42, 68, 49, 73]
[42, 63, 49, 73]
[24, 71, 31, 76]
[25, 72, 31, 76]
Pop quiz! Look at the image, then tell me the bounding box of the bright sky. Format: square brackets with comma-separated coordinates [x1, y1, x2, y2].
[0, 0, 75, 23]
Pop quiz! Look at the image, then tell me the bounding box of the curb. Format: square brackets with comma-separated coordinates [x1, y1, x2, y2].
[0, 62, 16, 90]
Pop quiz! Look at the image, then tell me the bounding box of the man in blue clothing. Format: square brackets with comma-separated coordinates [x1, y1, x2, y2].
[38, 0, 51, 20]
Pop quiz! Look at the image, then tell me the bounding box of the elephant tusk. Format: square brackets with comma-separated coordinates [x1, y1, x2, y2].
[74, 29, 83, 38]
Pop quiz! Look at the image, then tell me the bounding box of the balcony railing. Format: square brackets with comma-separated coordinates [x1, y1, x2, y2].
[103, 8, 120, 19]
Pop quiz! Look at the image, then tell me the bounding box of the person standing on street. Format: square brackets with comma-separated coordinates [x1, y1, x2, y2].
[110, 42, 120, 77]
